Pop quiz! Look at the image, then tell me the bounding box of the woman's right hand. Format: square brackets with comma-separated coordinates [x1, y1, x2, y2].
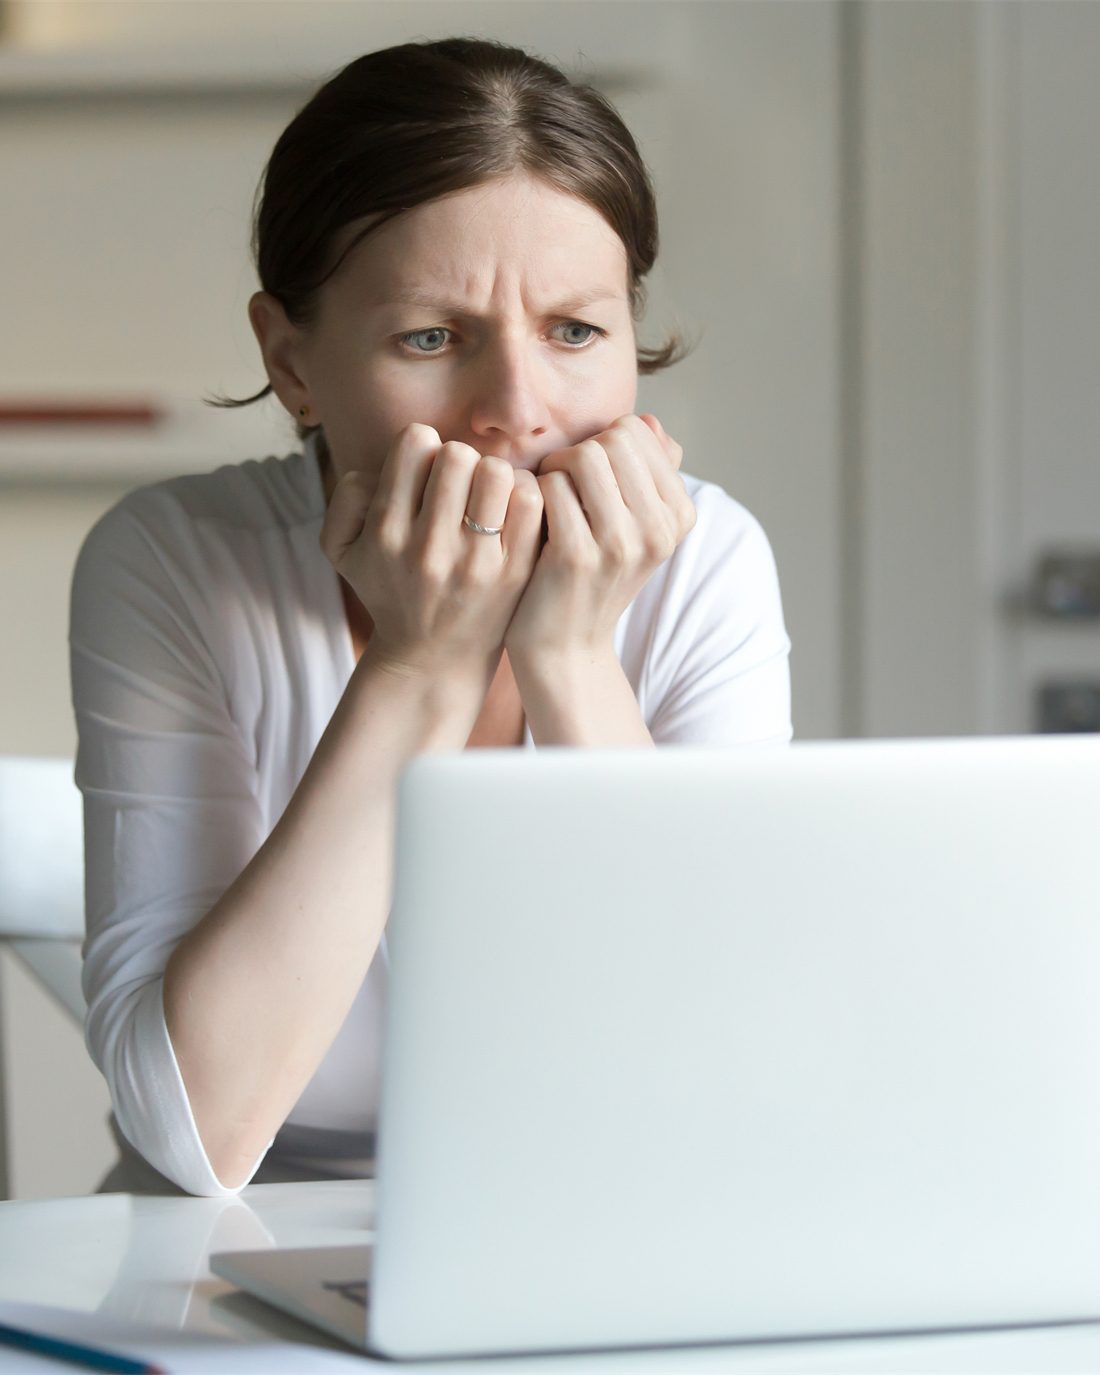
[320, 423, 544, 677]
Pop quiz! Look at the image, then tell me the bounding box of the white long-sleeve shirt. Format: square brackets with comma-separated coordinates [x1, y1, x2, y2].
[70, 435, 792, 1197]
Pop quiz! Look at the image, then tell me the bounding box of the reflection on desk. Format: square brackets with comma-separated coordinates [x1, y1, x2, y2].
[0, 1182, 369, 1349]
[5, 1181, 1100, 1372]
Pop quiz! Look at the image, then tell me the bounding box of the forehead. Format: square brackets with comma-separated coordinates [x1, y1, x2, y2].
[329, 174, 630, 307]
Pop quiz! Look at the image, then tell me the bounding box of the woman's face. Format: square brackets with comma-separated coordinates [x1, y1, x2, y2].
[265, 172, 639, 482]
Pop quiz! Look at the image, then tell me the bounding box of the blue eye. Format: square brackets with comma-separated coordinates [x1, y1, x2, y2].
[552, 321, 603, 347]
[400, 328, 450, 353]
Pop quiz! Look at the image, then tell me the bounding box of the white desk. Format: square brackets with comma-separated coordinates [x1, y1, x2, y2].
[4, 1181, 1100, 1372]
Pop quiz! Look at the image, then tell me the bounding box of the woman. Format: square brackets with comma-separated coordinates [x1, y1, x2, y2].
[71, 37, 791, 1197]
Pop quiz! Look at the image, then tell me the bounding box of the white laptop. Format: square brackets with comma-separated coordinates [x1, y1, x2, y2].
[212, 735, 1100, 1359]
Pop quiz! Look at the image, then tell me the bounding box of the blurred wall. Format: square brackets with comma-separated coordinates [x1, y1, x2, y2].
[1, 0, 1098, 1197]
[1, 0, 844, 748]
[855, 0, 1100, 735]
[0, 0, 842, 1200]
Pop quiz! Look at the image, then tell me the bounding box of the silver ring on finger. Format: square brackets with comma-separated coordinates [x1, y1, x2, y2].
[462, 513, 503, 536]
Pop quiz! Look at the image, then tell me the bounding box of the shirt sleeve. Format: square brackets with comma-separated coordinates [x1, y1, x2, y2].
[642, 482, 793, 746]
[70, 492, 269, 1196]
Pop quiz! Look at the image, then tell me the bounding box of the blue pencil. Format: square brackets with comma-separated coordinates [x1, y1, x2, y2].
[0, 1320, 165, 1374]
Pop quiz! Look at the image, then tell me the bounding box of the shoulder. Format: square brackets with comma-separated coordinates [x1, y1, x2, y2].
[616, 469, 786, 662]
[672, 471, 781, 587]
[74, 448, 322, 588]
[85, 447, 320, 549]
[70, 447, 326, 667]
[620, 472, 791, 745]
[680, 472, 770, 542]
[618, 468, 787, 662]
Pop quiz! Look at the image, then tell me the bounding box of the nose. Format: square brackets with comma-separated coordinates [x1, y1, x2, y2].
[467, 336, 552, 463]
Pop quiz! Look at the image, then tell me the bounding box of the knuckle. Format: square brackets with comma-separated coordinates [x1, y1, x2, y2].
[512, 479, 543, 511]
[417, 545, 451, 588]
[478, 454, 512, 483]
[580, 542, 604, 573]
[604, 534, 635, 567]
[614, 414, 647, 447]
[576, 438, 607, 468]
[643, 528, 676, 563]
[438, 440, 480, 467]
[399, 421, 441, 449]
[374, 517, 404, 558]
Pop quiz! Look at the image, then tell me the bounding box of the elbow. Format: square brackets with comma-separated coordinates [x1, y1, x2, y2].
[91, 976, 261, 1198]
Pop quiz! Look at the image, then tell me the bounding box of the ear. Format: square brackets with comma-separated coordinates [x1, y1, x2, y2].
[248, 291, 312, 418]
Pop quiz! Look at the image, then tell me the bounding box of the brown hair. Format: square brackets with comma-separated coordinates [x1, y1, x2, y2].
[210, 36, 687, 437]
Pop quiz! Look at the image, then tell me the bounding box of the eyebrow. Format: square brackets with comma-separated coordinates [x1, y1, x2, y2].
[376, 288, 624, 315]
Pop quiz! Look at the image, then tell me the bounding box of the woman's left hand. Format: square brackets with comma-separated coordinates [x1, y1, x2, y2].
[503, 412, 696, 660]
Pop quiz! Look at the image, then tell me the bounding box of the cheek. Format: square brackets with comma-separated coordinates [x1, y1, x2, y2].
[328, 359, 447, 447]
[599, 332, 639, 402]
[617, 365, 639, 413]
[367, 357, 460, 421]
[571, 348, 638, 420]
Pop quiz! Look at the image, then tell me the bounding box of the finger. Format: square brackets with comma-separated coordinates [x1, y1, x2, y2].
[539, 469, 593, 556]
[637, 412, 684, 471]
[463, 455, 514, 537]
[578, 417, 694, 556]
[541, 416, 678, 496]
[615, 415, 693, 531]
[320, 471, 372, 566]
[374, 423, 441, 532]
[418, 440, 482, 532]
[544, 429, 660, 549]
[540, 421, 688, 543]
[564, 439, 636, 546]
[501, 467, 544, 566]
[597, 421, 664, 519]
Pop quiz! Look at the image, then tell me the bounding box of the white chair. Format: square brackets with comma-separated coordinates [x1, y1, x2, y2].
[0, 755, 87, 1197]
[0, 755, 86, 1023]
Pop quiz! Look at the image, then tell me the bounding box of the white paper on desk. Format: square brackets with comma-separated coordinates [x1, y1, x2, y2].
[0, 1301, 363, 1371]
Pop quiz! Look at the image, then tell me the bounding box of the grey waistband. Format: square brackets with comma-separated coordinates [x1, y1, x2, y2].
[98, 1115, 375, 1196]
[273, 1122, 377, 1164]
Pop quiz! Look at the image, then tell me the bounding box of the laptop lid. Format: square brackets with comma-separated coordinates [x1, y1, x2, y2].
[366, 735, 1100, 1359]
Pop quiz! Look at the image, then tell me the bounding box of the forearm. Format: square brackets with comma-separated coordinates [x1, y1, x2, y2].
[163, 645, 495, 1188]
[510, 645, 654, 747]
